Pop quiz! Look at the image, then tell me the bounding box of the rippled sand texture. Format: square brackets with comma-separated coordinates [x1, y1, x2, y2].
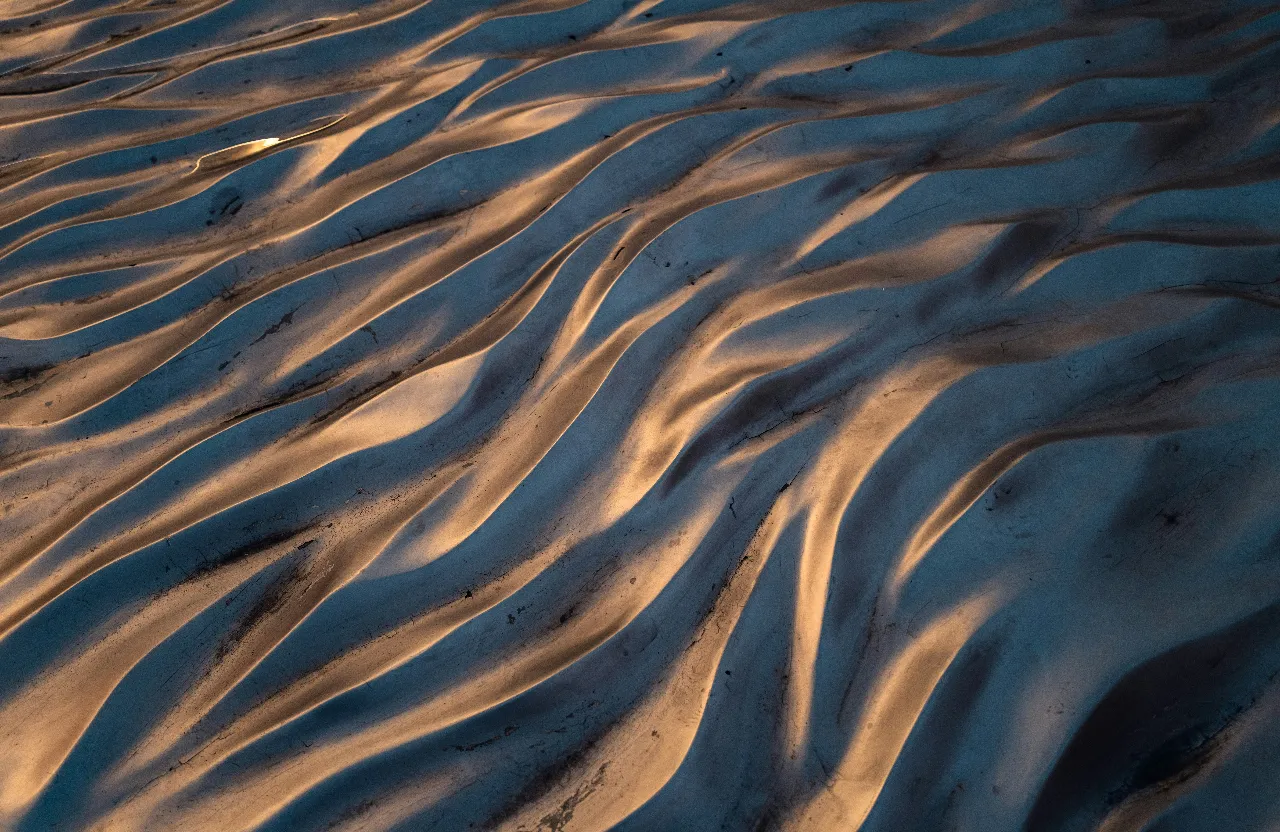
[3, 0, 1280, 829]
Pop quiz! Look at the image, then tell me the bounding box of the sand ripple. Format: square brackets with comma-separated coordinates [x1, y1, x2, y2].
[2, 0, 1280, 829]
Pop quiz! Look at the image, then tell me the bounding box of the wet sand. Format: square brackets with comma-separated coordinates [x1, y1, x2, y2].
[1, 0, 1280, 829]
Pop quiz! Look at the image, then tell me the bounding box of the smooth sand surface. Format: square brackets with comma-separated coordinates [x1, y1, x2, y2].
[2, 0, 1280, 829]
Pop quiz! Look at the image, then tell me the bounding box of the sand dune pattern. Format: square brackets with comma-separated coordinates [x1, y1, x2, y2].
[2, 0, 1280, 829]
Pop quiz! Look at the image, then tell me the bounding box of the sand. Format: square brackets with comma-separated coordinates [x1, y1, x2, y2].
[1, 0, 1280, 829]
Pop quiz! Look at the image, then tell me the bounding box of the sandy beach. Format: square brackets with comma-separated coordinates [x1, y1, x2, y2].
[1, 0, 1280, 829]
